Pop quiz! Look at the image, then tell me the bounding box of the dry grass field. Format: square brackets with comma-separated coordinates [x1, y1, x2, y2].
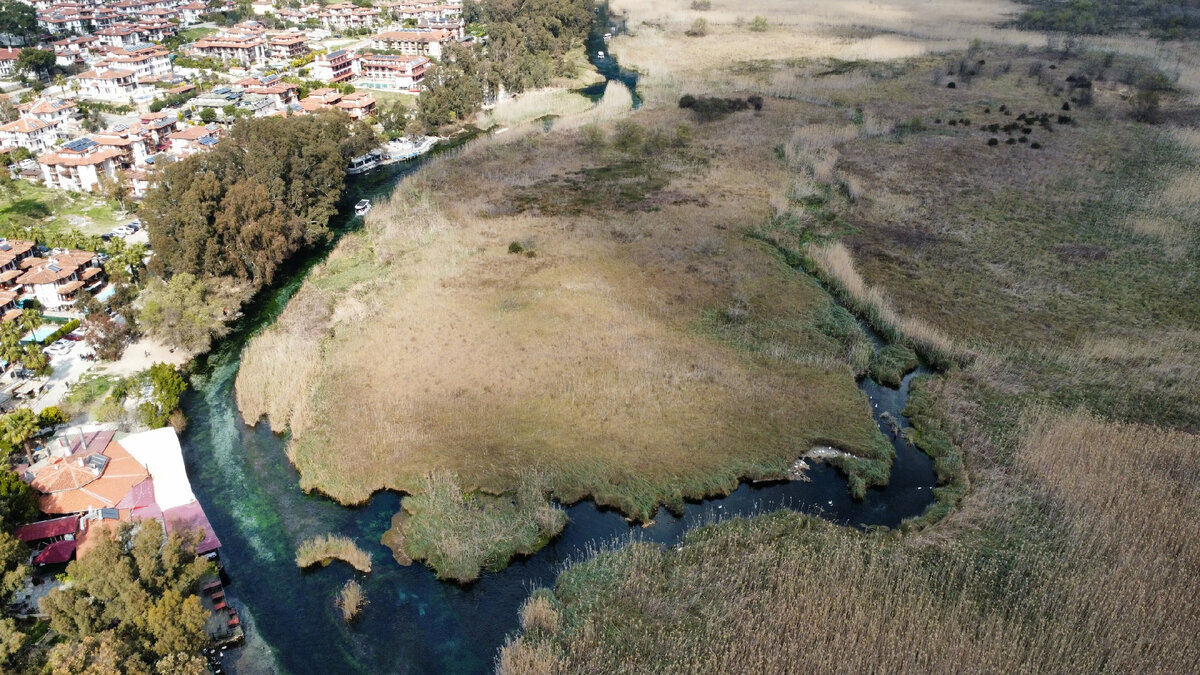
[237, 99, 896, 527]
[500, 408, 1200, 673]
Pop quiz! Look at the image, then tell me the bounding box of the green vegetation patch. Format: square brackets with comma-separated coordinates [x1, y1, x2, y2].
[511, 161, 674, 216]
[1013, 0, 1200, 39]
[386, 471, 566, 582]
[869, 343, 919, 387]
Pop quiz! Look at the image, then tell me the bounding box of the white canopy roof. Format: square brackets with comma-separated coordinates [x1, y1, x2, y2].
[119, 427, 196, 511]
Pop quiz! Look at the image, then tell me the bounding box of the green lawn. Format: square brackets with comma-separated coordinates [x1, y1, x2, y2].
[0, 181, 127, 239]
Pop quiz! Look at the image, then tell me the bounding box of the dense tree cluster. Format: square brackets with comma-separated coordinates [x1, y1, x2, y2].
[39, 519, 212, 671]
[143, 112, 377, 292]
[1015, 0, 1200, 39]
[418, 0, 595, 128]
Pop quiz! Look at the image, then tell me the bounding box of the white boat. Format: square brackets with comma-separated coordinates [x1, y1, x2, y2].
[347, 150, 380, 175]
[354, 199, 371, 216]
[603, 33, 612, 40]
[597, 50, 605, 58]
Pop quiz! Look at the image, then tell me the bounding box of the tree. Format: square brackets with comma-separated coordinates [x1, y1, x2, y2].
[37, 405, 69, 428]
[144, 112, 364, 292]
[83, 313, 133, 360]
[0, 523, 29, 606]
[137, 274, 230, 352]
[53, 73, 65, 92]
[0, 468, 37, 524]
[97, 169, 131, 212]
[0, 409, 38, 464]
[40, 519, 212, 665]
[43, 630, 147, 675]
[0, 95, 15, 123]
[15, 48, 55, 79]
[139, 362, 186, 429]
[0, 617, 24, 668]
[198, 107, 216, 123]
[0, 1, 37, 46]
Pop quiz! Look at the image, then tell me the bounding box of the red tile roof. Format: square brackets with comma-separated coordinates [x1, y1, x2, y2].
[14, 515, 79, 542]
[33, 539, 77, 564]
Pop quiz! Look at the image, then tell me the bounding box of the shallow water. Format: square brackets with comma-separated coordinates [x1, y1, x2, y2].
[179, 130, 936, 675]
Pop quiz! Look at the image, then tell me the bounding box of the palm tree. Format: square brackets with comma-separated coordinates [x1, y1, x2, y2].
[17, 308, 41, 339]
[53, 74, 66, 95]
[1, 409, 40, 465]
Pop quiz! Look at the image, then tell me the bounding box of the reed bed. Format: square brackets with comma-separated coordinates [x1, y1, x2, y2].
[502, 409, 1200, 673]
[336, 580, 367, 622]
[388, 471, 567, 582]
[295, 534, 372, 573]
[806, 241, 966, 369]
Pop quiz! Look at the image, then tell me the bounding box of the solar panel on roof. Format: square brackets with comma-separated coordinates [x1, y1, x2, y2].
[63, 138, 97, 152]
[99, 508, 119, 520]
[48, 264, 61, 272]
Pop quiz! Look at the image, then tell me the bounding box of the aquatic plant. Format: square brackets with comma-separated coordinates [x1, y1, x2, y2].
[295, 534, 372, 573]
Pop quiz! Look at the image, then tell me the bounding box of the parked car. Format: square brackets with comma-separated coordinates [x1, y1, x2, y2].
[112, 226, 134, 237]
[44, 341, 72, 356]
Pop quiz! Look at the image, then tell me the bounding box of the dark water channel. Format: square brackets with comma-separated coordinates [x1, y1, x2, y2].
[178, 133, 936, 675]
[578, 3, 642, 107]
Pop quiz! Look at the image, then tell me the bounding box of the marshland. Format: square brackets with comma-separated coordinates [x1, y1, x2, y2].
[163, 0, 1200, 672]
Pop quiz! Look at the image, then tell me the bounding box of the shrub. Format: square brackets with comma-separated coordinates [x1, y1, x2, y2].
[37, 406, 69, 428]
[678, 94, 697, 109]
[749, 16, 768, 32]
[690, 0, 711, 9]
[612, 120, 645, 152]
[686, 17, 708, 37]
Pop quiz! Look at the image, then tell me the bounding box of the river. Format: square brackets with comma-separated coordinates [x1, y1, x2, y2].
[176, 47, 937, 675]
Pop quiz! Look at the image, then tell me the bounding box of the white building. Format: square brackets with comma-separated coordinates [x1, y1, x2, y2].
[16, 249, 106, 311]
[369, 29, 452, 59]
[75, 68, 139, 103]
[38, 137, 122, 193]
[0, 119, 59, 155]
[356, 53, 429, 93]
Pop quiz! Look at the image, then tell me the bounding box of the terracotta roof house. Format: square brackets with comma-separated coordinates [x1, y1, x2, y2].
[32, 440, 150, 514]
[14, 248, 105, 311]
[0, 118, 59, 155]
[0, 47, 22, 78]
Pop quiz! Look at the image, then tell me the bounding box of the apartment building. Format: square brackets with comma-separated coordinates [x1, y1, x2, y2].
[356, 53, 429, 93]
[75, 67, 139, 103]
[37, 137, 122, 194]
[369, 29, 452, 59]
[0, 119, 59, 155]
[310, 49, 357, 83]
[268, 32, 309, 60]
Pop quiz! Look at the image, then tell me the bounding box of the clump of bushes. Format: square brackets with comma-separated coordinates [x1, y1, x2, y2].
[686, 17, 708, 37]
[690, 0, 711, 9]
[678, 94, 763, 122]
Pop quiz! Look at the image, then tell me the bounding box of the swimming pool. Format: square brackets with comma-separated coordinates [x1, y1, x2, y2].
[95, 285, 116, 302]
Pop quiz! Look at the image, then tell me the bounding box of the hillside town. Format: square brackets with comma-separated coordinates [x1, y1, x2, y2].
[0, 0, 465, 196]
